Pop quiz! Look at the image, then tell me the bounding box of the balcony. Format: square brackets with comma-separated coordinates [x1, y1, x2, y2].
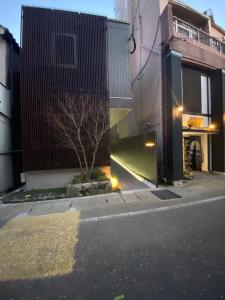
[173, 17, 225, 56]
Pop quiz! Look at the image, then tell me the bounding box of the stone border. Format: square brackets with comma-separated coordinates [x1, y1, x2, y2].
[67, 181, 112, 197]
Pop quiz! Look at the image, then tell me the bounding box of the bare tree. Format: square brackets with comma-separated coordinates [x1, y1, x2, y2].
[47, 94, 110, 178]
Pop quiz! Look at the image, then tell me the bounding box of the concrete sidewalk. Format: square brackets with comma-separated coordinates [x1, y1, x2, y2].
[0, 173, 225, 227]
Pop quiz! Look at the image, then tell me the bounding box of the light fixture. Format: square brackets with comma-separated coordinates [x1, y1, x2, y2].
[177, 105, 184, 113]
[209, 123, 216, 130]
[111, 176, 119, 190]
[145, 142, 155, 148]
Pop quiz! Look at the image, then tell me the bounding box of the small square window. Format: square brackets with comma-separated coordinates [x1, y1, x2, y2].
[53, 33, 77, 67]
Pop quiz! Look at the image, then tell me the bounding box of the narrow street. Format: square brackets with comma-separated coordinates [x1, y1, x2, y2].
[1, 195, 225, 299]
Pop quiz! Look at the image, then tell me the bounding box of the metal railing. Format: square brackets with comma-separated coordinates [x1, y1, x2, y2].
[173, 17, 225, 55]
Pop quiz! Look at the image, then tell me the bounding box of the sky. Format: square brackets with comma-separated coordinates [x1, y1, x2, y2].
[0, 0, 225, 44]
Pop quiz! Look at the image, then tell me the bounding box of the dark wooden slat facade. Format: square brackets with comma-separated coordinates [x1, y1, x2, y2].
[21, 6, 110, 171]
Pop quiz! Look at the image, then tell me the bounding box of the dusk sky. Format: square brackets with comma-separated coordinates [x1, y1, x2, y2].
[0, 0, 225, 44]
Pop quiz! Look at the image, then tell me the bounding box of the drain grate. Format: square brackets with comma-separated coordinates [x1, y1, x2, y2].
[151, 190, 182, 200]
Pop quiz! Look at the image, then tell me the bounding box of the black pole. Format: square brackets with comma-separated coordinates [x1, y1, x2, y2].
[155, 131, 159, 188]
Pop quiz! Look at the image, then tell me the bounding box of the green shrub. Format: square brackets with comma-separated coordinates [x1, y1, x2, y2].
[91, 169, 108, 181]
[72, 169, 108, 184]
[72, 174, 90, 184]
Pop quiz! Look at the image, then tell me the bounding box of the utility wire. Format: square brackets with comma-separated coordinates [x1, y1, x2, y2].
[132, 0, 140, 28]
[131, 16, 161, 86]
[129, 34, 136, 54]
[129, 0, 140, 54]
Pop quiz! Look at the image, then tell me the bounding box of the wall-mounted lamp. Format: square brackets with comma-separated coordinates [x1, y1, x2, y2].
[111, 176, 119, 190]
[177, 105, 184, 113]
[145, 142, 156, 148]
[209, 123, 216, 130]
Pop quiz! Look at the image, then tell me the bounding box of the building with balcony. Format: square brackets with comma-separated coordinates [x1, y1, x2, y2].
[0, 25, 21, 192]
[114, 0, 225, 184]
[20, 6, 132, 189]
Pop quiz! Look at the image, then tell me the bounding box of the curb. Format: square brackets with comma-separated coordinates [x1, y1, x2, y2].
[1, 192, 120, 206]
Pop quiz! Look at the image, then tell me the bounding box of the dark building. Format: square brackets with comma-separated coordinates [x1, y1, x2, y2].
[20, 6, 132, 189]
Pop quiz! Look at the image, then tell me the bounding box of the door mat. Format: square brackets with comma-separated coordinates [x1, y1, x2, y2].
[151, 190, 182, 200]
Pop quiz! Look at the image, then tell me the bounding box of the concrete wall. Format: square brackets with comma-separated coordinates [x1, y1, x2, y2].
[0, 83, 13, 192]
[25, 166, 111, 190]
[0, 36, 8, 87]
[25, 169, 80, 190]
[112, 132, 157, 183]
[114, 0, 163, 172]
[0, 30, 20, 192]
[0, 34, 13, 192]
[114, 0, 131, 22]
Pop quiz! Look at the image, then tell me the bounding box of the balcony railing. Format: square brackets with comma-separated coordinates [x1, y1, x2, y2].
[173, 17, 225, 55]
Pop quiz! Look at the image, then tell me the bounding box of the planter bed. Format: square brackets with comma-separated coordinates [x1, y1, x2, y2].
[67, 180, 112, 198]
[1, 188, 67, 204]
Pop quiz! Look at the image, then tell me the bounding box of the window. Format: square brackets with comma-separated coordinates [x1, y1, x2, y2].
[201, 75, 208, 114]
[53, 33, 77, 67]
[182, 67, 211, 115]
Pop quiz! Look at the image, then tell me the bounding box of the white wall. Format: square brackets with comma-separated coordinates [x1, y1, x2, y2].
[0, 86, 13, 192]
[115, 0, 164, 160]
[25, 169, 80, 190]
[0, 36, 8, 86]
[0, 35, 13, 192]
[115, 0, 131, 21]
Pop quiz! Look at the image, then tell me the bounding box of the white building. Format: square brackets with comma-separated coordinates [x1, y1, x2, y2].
[0, 25, 21, 192]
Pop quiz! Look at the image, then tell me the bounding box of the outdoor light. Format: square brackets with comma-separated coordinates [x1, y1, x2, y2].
[177, 105, 184, 113]
[111, 176, 119, 190]
[209, 123, 216, 130]
[145, 142, 155, 148]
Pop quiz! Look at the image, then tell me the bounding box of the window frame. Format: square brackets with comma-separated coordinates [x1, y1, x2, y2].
[182, 67, 211, 117]
[52, 32, 77, 68]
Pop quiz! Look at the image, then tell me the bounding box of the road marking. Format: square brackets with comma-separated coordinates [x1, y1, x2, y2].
[80, 195, 225, 224]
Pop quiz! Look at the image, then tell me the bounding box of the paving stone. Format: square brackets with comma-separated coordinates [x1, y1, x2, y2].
[71, 194, 122, 210]
[120, 193, 140, 203]
[134, 190, 160, 202]
[29, 201, 71, 216]
[0, 203, 34, 227]
[105, 194, 123, 205]
[71, 197, 105, 210]
[49, 201, 71, 213]
[29, 203, 53, 216]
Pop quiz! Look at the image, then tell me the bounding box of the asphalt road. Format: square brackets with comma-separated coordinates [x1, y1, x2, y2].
[1, 197, 225, 299]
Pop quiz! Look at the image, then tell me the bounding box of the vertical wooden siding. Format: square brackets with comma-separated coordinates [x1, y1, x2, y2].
[21, 7, 110, 171]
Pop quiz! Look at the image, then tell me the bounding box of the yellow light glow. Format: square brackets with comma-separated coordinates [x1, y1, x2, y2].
[111, 176, 119, 190]
[145, 142, 155, 148]
[111, 155, 145, 183]
[178, 105, 184, 113]
[209, 123, 216, 130]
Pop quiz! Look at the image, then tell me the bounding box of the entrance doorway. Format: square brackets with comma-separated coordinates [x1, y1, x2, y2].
[183, 133, 210, 176]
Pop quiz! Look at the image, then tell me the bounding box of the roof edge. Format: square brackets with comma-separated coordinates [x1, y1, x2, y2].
[0, 24, 19, 53]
